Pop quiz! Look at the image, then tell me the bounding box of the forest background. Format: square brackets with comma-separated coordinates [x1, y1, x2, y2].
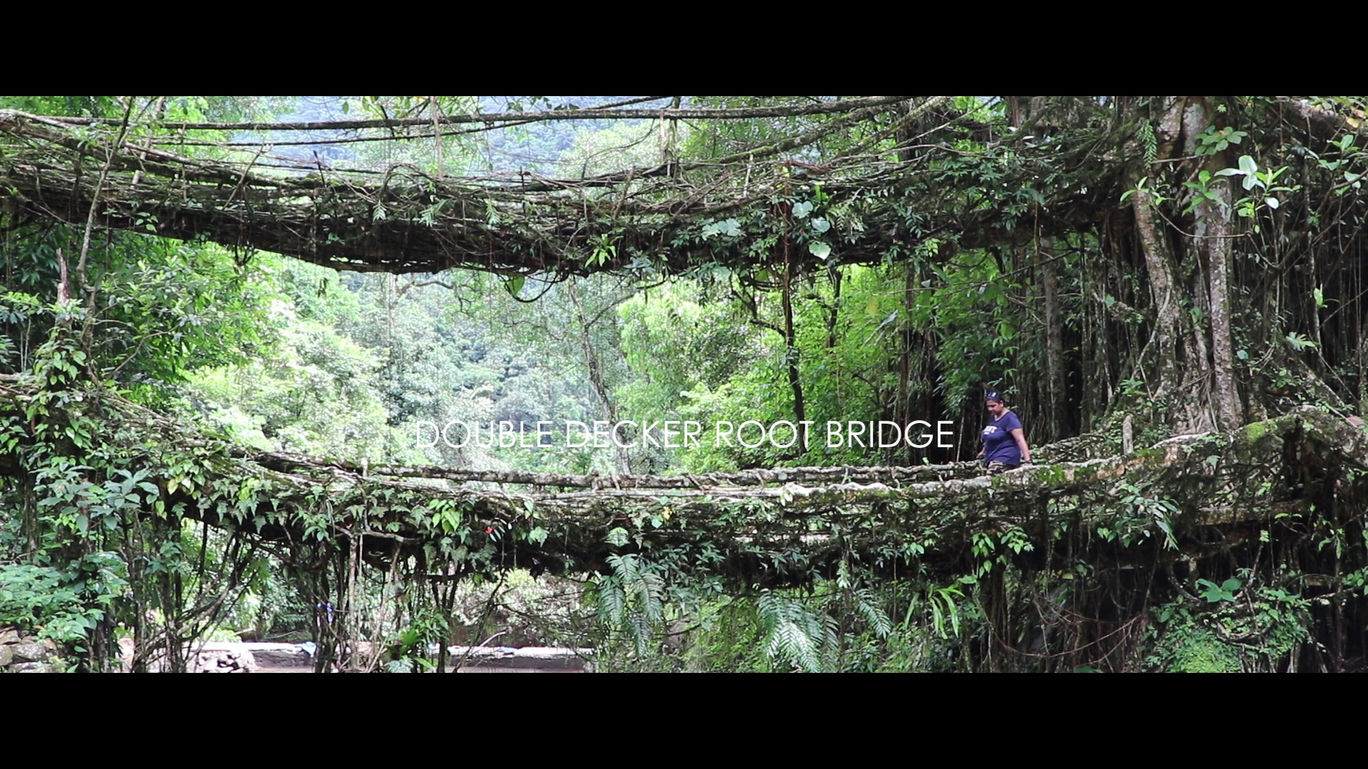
[3, 96, 1367, 673]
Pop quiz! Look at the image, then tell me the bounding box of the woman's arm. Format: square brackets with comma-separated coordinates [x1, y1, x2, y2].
[1010, 428, 1031, 463]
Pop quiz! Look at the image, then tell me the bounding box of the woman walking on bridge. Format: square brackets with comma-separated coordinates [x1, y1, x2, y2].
[977, 390, 1032, 475]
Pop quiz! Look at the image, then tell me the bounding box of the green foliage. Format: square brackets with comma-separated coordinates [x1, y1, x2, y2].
[1283, 330, 1317, 353]
[1214, 155, 1298, 230]
[8, 94, 1368, 675]
[334, 96, 483, 176]
[907, 249, 1020, 413]
[668, 576, 955, 673]
[444, 569, 583, 648]
[1147, 574, 1313, 672]
[615, 256, 984, 470]
[556, 119, 669, 180]
[924, 577, 968, 637]
[1092, 481, 1180, 549]
[676, 597, 770, 672]
[1149, 616, 1244, 673]
[590, 553, 667, 660]
[0, 553, 127, 648]
[756, 590, 839, 673]
[1194, 125, 1247, 155]
[1196, 577, 1242, 603]
[383, 608, 449, 673]
[190, 301, 392, 460]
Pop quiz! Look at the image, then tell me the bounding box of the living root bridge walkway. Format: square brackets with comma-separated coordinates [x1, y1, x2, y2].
[0, 102, 1115, 279]
[4, 373, 1366, 590]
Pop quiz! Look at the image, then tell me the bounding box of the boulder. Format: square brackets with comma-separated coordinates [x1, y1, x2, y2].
[11, 641, 49, 663]
[9, 661, 58, 673]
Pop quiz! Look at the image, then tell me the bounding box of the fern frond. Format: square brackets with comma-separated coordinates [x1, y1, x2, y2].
[854, 588, 893, 639]
[594, 575, 627, 628]
[758, 591, 835, 672]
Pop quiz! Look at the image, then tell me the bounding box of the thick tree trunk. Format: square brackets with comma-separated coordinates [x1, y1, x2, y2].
[1130, 96, 1250, 433]
[1132, 186, 1181, 398]
[1182, 97, 1242, 431]
[1129, 98, 1189, 410]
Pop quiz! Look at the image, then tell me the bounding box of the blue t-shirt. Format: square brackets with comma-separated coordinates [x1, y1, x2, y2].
[982, 411, 1023, 465]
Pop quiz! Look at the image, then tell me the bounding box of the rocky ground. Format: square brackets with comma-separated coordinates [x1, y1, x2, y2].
[1, 629, 589, 672]
[0, 626, 65, 673]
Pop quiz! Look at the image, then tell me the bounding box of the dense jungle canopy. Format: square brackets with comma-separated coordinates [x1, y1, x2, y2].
[3, 96, 1368, 673]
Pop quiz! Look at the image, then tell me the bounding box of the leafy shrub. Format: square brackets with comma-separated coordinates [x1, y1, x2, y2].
[0, 553, 126, 647]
